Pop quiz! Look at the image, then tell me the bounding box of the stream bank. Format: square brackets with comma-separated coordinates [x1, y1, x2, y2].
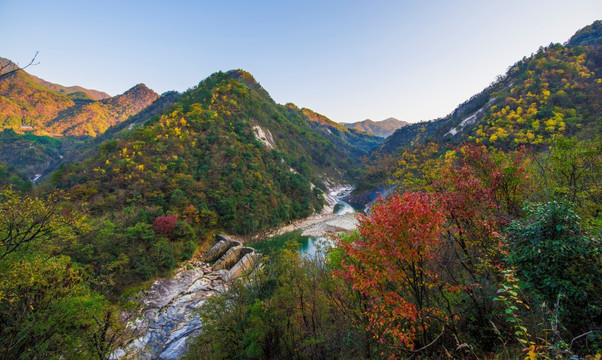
[114, 187, 358, 359]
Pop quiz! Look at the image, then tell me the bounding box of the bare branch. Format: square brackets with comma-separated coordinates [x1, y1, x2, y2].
[0, 52, 39, 80]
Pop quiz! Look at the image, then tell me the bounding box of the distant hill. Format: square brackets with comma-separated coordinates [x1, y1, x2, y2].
[46, 83, 158, 136]
[343, 117, 409, 138]
[295, 107, 384, 157]
[0, 57, 158, 136]
[378, 20, 602, 154]
[29, 74, 110, 100]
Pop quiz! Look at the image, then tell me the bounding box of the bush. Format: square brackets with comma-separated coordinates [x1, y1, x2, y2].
[506, 201, 602, 336]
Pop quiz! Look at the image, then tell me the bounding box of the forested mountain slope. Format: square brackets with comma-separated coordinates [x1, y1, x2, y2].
[343, 117, 409, 138]
[0, 58, 158, 136]
[50, 70, 378, 233]
[380, 20, 602, 155]
[42, 70, 380, 289]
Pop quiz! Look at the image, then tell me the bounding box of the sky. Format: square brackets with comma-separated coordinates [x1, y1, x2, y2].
[1, 0, 601, 124]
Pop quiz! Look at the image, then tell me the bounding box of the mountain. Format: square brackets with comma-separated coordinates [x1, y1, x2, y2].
[343, 117, 409, 138]
[379, 20, 602, 154]
[46, 83, 159, 136]
[293, 107, 385, 157]
[50, 70, 379, 236]
[29, 74, 110, 100]
[44, 69, 384, 289]
[0, 57, 158, 136]
[0, 58, 76, 130]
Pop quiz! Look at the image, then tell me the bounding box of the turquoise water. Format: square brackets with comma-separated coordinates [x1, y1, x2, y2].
[249, 231, 333, 257]
[249, 189, 353, 256]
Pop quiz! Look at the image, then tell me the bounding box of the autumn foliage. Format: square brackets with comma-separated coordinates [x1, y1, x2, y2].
[336, 144, 535, 357]
[337, 192, 446, 353]
[152, 214, 178, 235]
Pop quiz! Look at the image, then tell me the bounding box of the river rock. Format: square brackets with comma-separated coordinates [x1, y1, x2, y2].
[228, 252, 261, 279]
[203, 236, 240, 262]
[115, 263, 226, 360]
[213, 246, 254, 271]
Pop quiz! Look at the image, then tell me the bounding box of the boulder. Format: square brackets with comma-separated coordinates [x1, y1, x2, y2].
[203, 236, 240, 262]
[212, 246, 253, 271]
[228, 253, 261, 279]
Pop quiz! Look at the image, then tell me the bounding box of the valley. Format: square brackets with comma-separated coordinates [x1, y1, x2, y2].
[0, 17, 601, 360]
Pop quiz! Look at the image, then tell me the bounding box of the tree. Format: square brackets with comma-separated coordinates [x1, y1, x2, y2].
[336, 192, 447, 356]
[0, 253, 107, 360]
[506, 201, 602, 337]
[152, 214, 178, 235]
[0, 187, 87, 260]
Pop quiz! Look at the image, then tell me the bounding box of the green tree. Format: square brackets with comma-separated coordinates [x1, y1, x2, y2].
[506, 201, 602, 337]
[0, 187, 87, 260]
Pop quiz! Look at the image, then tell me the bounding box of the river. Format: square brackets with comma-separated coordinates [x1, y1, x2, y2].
[251, 187, 358, 256]
[114, 187, 357, 359]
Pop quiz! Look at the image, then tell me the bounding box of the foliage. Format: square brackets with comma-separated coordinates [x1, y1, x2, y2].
[337, 192, 446, 354]
[185, 241, 365, 360]
[0, 187, 88, 260]
[0, 189, 124, 360]
[0, 162, 31, 192]
[506, 201, 602, 337]
[535, 135, 602, 220]
[0, 252, 108, 359]
[152, 214, 178, 235]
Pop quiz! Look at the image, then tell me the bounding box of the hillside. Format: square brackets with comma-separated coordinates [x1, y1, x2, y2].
[0, 59, 75, 130]
[50, 70, 377, 235]
[294, 107, 384, 157]
[46, 83, 159, 136]
[0, 129, 63, 179]
[29, 73, 110, 100]
[343, 117, 409, 138]
[379, 20, 602, 154]
[0, 91, 178, 183]
[0, 57, 158, 136]
[0, 160, 31, 191]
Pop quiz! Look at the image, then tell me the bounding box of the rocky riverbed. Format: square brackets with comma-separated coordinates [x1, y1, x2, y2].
[234, 185, 359, 241]
[114, 187, 357, 359]
[113, 263, 227, 360]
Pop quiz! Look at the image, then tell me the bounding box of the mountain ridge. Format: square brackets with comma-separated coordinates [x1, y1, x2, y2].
[0, 57, 158, 136]
[378, 20, 602, 155]
[343, 117, 409, 138]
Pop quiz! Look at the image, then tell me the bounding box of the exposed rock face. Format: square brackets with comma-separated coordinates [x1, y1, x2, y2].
[228, 253, 261, 280]
[115, 236, 261, 359]
[114, 262, 225, 360]
[203, 235, 240, 262]
[213, 246, 254, 271]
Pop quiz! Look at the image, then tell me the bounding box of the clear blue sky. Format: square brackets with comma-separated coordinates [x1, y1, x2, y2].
[1, 0, 601, 123]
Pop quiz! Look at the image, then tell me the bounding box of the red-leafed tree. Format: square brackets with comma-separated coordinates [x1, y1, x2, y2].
[152, 214, 178, 236]
[428, 144, 531, 349]
[336, 192, 447, 356]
